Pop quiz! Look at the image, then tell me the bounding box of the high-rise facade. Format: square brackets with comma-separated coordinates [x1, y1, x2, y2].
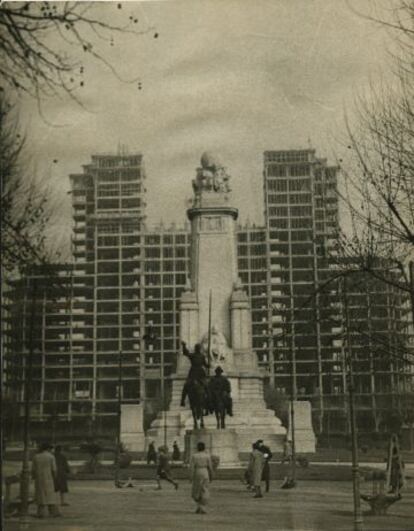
[262, 149, 413, 437]
[3, 150, 412, 442]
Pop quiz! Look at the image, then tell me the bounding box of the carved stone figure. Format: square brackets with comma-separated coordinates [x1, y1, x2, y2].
[200, 325, 233, 371]
[192, 152, 231, 195]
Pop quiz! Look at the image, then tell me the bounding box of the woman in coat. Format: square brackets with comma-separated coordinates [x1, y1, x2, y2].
[54, 445, 71, 506]
[32, 442, 61, 518]
[189, 441, 213, 514]
[250, 442, 265, 498]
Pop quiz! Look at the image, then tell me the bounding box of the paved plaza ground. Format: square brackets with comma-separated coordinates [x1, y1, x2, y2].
[4, 479, 414, 531]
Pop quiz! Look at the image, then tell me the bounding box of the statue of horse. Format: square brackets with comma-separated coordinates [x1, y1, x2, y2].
[187, 379, 208, 429]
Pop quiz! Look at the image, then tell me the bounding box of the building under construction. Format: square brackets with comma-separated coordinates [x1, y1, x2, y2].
[3, 150, 413, 444]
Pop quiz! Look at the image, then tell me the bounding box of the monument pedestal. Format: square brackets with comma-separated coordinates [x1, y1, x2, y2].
[288, 401, 316, 453]
[147, 370, 286, 453]
[120, 404, 145, 452]
[184, 429, 240, 467]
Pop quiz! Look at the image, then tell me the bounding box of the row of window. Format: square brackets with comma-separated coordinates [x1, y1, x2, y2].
[268, 178, 311, 192]
[268, 193, 312, 204]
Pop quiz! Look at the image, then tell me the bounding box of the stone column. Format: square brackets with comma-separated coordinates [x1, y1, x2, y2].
[230, 287, 252, 351]
[120, 404, 145, 452]
[230, 287, 258, 373]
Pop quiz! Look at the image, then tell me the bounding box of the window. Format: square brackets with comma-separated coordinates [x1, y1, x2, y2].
[269, 194, 288, 204]
[267, 165, 287, 177]
[175, 246, 186, 258]
[290, 165, 310, 176]
[290, 205, 312, 216]
[145, 235, 160, 245]
[270, 218, 288, 228]
[145, 247, 161, 258]
[97, 236, 118, 247]
[121, 183, 140, 196]
[121, 235, 139, 245]
[291, 218, 312, 229]
[251, 258, 266, 269]
[269, 207, 288, 217]
[289, 194, 311, 204]
[268, 179, 287, 191]
[98, 185, 119, 197]
[97, 223, 119, 234]
[121, 198, 141, 209]
[97, 199, 119, 210]
[250, 232, 266, 242]
[288, 179, 310, 191]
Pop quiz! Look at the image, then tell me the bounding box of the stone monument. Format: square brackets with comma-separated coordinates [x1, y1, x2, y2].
[120, 403, 145, 452]
[147, 153, 287, 458]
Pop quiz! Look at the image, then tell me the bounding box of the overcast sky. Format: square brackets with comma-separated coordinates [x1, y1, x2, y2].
[18, 0, 392, 253]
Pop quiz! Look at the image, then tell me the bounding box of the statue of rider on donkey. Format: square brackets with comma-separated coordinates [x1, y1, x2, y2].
[180, 341, 233, 429]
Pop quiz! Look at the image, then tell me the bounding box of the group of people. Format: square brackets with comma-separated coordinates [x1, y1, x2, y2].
[147, 437, 273, 514]
[146, 439, 213, 514]
[245, 439, 273, 498]
[31, 442, 70, 518]
[147, 440, 181, 465]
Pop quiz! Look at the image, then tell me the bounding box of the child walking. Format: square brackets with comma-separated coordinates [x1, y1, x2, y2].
[156, 446, 179, 490]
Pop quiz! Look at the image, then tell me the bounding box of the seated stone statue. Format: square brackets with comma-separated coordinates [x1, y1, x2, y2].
[180, 341, 209, 407]
[200, 325, 233, 372]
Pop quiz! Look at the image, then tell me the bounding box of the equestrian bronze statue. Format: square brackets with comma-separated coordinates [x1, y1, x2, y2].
[180, 341, 210, 429]
[208, 366, 233, 429]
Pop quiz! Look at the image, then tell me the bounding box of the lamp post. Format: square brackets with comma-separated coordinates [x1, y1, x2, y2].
[144, 326, 167, 447]
[343, 276, 364, 531]
[288, 289, 297, 486]
[114, 350, 123, 487]
[20, 275, 38, 522]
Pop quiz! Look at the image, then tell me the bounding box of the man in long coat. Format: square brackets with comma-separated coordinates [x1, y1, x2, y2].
[32, 442, 61, 518]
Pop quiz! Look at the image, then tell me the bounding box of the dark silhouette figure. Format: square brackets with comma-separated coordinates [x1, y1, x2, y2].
[180, 341, 209, 407]
[256, 439, 273, 492]
[208, 366, 233, 429]
[54, 445, 70, 506]
[172, 441, 181, 461]
[188, 379, 208, 429]
[147, 442, 157, 465]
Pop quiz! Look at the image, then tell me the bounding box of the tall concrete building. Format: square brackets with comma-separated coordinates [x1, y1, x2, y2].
[3, 150, 413, 443]
[262, 149, 413, 438]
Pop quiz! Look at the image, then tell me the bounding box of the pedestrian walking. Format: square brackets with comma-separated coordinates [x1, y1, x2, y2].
[156, 446, 178, 490]
[31, 442, 61, 518]
[244, 443, 255, 491]
[172, 440, 181, 461]
[147, 441, 157, 465]
[256, 439, 273, 492]
[54, 445, 71, 506]
[190, 441, 213, 514]
[250, 442, 265, 498]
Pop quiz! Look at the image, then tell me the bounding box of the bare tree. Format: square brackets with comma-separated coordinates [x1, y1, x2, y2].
[0, 94, 54, 272]
[337, 0, 414, 322]
[0, 1, 156, 103]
